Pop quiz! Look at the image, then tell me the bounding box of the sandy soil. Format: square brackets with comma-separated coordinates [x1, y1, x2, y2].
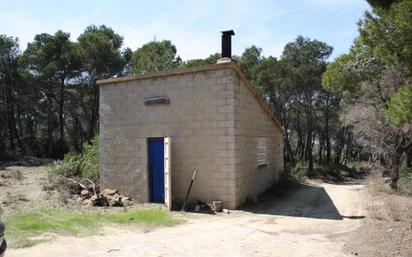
[0, 163, 60, 214]
[343, 174, 412, 257]
[6, 181, 368, 257]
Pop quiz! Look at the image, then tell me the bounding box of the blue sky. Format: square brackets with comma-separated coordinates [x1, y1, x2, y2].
[0, 0, 370, 61]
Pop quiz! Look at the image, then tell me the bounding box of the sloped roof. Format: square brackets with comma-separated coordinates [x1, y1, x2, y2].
[97, 62, 283, 133]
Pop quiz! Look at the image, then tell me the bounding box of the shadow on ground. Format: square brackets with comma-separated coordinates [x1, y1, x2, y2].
[240, 181, 365, 221]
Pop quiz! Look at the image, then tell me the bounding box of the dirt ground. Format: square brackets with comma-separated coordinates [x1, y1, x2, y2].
[2, 164, 412, 257]
[0, 161, 61, 215]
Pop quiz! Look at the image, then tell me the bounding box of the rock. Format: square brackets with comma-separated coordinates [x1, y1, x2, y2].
[101, 188, 118, 196]
[82, 198, 92, 206]
[107, 195, 122, 207]
[93, 195, 109, 207]
[80, 189, 90, 198]
[120, 197, 132, 206]
[81, 188, 132, 207]
[71, 194, 82, 204]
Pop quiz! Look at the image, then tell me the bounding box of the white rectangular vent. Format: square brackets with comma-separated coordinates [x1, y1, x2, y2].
[257, 137, 267, 166]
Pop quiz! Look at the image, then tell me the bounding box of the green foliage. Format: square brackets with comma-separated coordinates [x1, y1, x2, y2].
[321, 1, 412, 192]
[386, 86, 412, 126]
[5, 208, 178, 248]
[0, 35, 20, 75]
[131, 40, 182, 75]
[20, 31, 81, 81]
[398, 159, 412, 194]
[254, 56, 282, 96]
[78, 25, 125, 78]
[367, 0, 398, 9]
[283, 162, 309, 183]
[0, 35, 21, 152]
[54, 136, 99, 181]
[322, 53, 358, 92]
[238, 45, 263, 81]
[181, 53, 220, 68]
[359, 0, 412, 71]
[284, 161, 361, 183]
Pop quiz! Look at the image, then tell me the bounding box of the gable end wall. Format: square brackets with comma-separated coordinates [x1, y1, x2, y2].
[99, 68, 238, 207]
[233, 73, 284, 207]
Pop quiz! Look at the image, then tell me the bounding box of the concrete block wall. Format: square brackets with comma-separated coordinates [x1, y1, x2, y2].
[232, 74, 284, 207]
[99, 67, 239, 208]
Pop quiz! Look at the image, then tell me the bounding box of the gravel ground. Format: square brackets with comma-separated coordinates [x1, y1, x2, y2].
[2, 163, 411, 257]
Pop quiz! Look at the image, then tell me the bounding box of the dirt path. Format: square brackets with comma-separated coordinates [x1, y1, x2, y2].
[7, 181, 367, 257]
[0, 164, 59, 213]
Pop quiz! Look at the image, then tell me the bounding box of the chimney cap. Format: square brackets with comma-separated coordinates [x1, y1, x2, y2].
[221, 30, 235, 36]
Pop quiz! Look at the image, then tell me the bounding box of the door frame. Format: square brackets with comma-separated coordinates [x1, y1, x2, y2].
[147, 137, 165, 203]
[164, 136, 172, 209]
[147, 137, 172, 209]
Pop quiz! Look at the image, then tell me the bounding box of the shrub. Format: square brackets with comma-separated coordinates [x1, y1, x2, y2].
[53, 136, 99, 182]
[398, 160, 412, 195]
[283, 162, 309, 183]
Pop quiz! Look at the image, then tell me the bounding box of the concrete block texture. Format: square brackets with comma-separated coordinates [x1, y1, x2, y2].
[232, 77, 284, 207]
[99, 63, 283, 209]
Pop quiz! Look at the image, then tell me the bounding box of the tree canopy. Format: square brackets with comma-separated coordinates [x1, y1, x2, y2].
[131, 40, 181, 75]
[323, 0, 412, 188]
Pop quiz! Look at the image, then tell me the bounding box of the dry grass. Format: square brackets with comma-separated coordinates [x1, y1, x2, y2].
[347, 172, 412, 257]
[367, 201, 385, 220]
[0, 168, 23, 180]
[384, 198, 403, 221]
[366, 196, 407, 222]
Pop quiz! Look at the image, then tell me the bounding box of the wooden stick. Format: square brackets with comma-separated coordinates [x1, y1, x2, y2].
[181, 169, 197, 212]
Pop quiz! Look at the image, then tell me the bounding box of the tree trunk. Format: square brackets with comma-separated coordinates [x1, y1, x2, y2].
[318, 136, 323, 164]
[325, 93, 331, 163]
[335, 127, 346, 164]
[284, 126, 295, 165]
[46, 93, 54, 157]
[390, 148, 403, 189]
[406, 145, 412, 168]
[5, 86, 22, 151]
[58, 79, 65, 157]
[6, 95, 15, 151]
[306, 93, 314, 175]
[87, 82, 99, 141]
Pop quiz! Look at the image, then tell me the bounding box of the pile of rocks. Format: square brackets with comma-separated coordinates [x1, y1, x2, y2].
[81, 189, 133, 207]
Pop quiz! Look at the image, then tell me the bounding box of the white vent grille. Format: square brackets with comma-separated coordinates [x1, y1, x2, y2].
[257, 137, 267, 166]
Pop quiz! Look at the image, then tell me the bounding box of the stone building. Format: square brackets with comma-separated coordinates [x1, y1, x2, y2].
[98, 30, 283, 209]
[97, 61, 283, 209]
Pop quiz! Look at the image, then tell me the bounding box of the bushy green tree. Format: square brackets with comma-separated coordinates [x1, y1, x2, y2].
[281, 36, 333, 173]
[78, 25, 125, 141]
[181, 53, 220, 68]
[20, 31, 82, 157]
[238, 46, 263, 82]
[323, 0, 412, 188]
[0, 35, 22, 153]
[387, 86, 412, 126]
[131, 40, 181, 75]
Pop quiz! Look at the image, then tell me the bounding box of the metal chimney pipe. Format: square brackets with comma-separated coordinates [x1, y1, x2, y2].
[221, 30, 235, 59]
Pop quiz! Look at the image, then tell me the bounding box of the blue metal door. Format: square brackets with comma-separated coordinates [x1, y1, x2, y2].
[148, 138, 164, 203]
